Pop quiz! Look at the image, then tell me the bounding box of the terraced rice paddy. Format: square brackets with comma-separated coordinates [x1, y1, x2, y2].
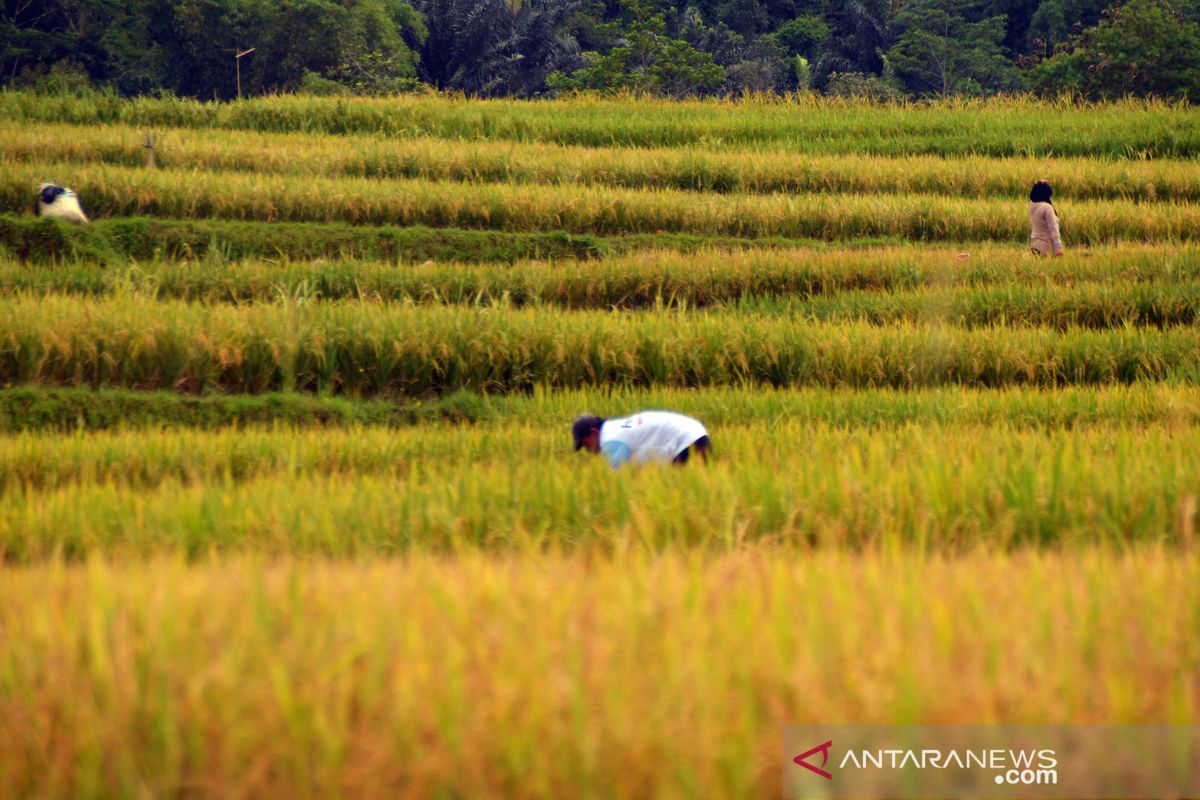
[0, 91, 1198, 798]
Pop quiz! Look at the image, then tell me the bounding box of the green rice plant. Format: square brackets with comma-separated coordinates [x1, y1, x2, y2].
[9, 121, 1200, 200]
[0, 386, 502, 432]
[2, 89, 1198, 155]
[6, 252, 1200, 328]
[2, 294, 1200, 394]
[478, 382, 1200, 428]
[4, 243, 1199, 306]
[3, 423, 1200, 558]
[719, 280, 1200, 329]
[5, 162, 1200, 242]
[0, 415, 1197, 488]
[1, 214, 723, 266]
[3, 382, 1199, 433]
[1, 383, 1198, 432]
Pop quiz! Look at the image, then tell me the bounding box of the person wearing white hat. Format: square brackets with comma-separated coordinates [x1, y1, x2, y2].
[37, 183, 89, 224]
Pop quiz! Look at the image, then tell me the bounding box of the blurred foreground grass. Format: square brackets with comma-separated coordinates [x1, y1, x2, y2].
[0, 550, 1195, 798]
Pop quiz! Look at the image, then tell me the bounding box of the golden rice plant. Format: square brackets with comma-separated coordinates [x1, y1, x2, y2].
[0, 551, 1196, 795]
[8, 252, 1200, 327]
[2, 89, 1198, 155]
[1, 294, 1199, 394]
[4, 243, 1200, 306]
[3, 422, 1200, 557]
[5, 161, 1200, 242]
[8, 121, 1200, 200]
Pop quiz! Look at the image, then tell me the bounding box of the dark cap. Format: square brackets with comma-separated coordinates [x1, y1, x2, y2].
[572, 414, 603, 451]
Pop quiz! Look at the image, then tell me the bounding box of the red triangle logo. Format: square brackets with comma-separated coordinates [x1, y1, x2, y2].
[794, 739, 833, 780]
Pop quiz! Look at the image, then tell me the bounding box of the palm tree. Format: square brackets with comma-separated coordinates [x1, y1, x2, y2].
[811, 0, 893, 86]
[417, 0, 581, 96]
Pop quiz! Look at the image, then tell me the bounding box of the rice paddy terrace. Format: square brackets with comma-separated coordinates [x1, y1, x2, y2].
[0, 92, 1198, 798]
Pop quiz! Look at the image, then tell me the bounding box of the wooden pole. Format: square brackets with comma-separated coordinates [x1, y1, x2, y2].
[143, 131, 155, 169]
[235, 47, 255, 100]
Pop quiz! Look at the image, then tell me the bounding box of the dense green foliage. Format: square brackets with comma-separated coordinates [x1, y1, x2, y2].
[1029, 0, 1200, 100]
[887, 0, 1019, 97]
[6, 0, 1200, 98]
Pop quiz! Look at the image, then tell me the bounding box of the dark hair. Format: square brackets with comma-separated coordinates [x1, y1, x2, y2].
[572, 414, 604, 451]
[1029, 181, 1053, 204]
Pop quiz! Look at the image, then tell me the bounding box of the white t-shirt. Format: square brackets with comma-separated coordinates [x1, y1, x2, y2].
[598, 411, 708, 467]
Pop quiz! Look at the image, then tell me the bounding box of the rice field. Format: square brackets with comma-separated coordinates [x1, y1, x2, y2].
[4, 421, 1200, 560]
[1, 91, 1198, 798]
[10, 121, 1200, 200]
[3, 91, 1197, 155]
[7, 551, 1197, 798]
[8, 160, 1200, 242]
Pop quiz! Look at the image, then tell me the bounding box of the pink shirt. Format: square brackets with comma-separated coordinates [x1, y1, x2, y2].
[1029, 201, 1063, 255]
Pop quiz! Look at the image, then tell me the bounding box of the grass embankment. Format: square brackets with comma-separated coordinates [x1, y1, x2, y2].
[0, 386, 492, 431]
[2, 386, 1200, 434]
[0, 215, 865, 265]
[3, 90, 1197, 155]
[10, 121, 1200, 200]
[0, 214, 614, 265]
[2, 383, 1199, 432]
[1, 552, 1196, 796]
[5, 162, 1200, 242]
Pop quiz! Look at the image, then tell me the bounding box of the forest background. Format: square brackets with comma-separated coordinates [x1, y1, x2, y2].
[5, 0, 1200, 101]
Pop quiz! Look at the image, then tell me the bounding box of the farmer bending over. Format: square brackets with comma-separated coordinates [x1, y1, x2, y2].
[573, 411, 711, 468]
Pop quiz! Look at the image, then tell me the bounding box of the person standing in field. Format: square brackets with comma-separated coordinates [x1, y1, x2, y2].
[1029, 180, 1064, 257]
[573, 411, 711, 468]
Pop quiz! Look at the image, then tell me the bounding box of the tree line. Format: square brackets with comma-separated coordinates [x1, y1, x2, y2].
[4, 0, 1200, 100]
